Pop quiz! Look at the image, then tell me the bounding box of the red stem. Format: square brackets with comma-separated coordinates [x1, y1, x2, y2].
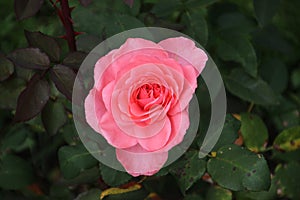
[49, 0, 77, 52]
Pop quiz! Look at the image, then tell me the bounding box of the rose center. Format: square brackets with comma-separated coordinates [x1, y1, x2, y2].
[132, 83, 170, 110]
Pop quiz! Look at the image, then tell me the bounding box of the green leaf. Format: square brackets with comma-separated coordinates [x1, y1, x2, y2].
[217, 12, 256, 35]
[91, 0, 141, 16]
[100, 164, 132, 187]
[273, 126, 300, 152]
[8, 48, 50, 70]
[14, 74, 50, 122]
[274, 162, 300, 200]
[260, 58, 288, 93]
[212, 114, 240, 151]
[50, 65, 76, 101]
[72, 7, 105, 36]
[62, 123, 80, 145]
[58, 144, 98, 179]
[104, 14, 144, 38]
[14, 0, 44, 20]
[76, 34, 102, 53]
[41, 100, 67, 135]
[184, 0, 219, 9]
[151, 0, 181, 18]
[224, 68, 279, 105]
[206, 186, 232, 200]
[0, 154, 34, 190]
[170, 151, 206, 194]
[253, 0, 280, 27]
[50, 184, 74, 200]
[0, 124, 29, 153]
[25, 30, 61, 62]
[207, 144, 271, 191]
[181, 12, 208, 46]
[62, 51, 87, 69]
[217, 37, 257, 77]
[0, 54, 14, 81]
[0, 78, 25, 109]
[61, 166, 101, 186]
[266, 97, 300, 131]
[76, 188, 102, 200]
[272, 149, 300, 163]
[235, 178, 277, 200]
[241, 113, 268, 152]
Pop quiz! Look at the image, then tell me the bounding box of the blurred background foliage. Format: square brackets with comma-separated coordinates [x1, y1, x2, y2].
[0, 0, 300, 199]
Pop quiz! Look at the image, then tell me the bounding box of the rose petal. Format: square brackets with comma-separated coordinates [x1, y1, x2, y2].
[164, 108, 190, 151]
[113, 38, 166, 59]
[100, 112, 137, 148]
[138, 117, 171, 151]
[102, 81, 115, 111]
[95, 38, 167, 90]
[158, 37, 208, 75]
[116, 145, 168, 177]
[84, 88, 103, 132]
[94, 49, 118, 90]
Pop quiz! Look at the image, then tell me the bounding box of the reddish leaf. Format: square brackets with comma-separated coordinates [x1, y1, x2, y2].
[123, 0, 134, 7]
[25, 30, 61, 62]
[8, 48, 50, 70]
[50, 65, 76, 101]
[62, 51, 87, 69]
[14, 74, 50, 122]
[79, 0, 92, 7]
[14, 0, 44, 20]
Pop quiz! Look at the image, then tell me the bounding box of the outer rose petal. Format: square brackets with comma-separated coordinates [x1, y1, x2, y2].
[158, 37, 208, 75]
[100, 112, 137, 149]
[94, 38, 168, 90]
[84, 88, 102, 133]
[164, 107, 190, 151]
[116, 145, 168, 177]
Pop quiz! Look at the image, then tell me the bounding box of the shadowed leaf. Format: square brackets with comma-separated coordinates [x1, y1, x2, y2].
[0, 54, 14, 81]
[8, 48, 50, 70]
[170, 151, 206, 194]
[63, 51, 87, 69]
[253, 0, 280, 27]
[100, 164, 132, 187]
[58, 144, 98, 179]
[14, 74, 50, 122]
[14, 0, 44, 20]
[274, 162, 300, 199]
[217, 37, 257, 77]
[79, 0, 93, 7]
[25, 30, 61, 62]
[42, 100, 67, 135]
[50, 65, 76, 101]
[224, 68, 279, 105]
[0, 155, 34, 190]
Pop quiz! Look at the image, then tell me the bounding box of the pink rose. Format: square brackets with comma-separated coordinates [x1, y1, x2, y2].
[84, 37, 207, 176]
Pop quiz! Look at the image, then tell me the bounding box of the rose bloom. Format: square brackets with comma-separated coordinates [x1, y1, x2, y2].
[85, 37, 207, 176]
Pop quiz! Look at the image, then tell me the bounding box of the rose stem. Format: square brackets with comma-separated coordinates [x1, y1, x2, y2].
[49, 0, 77, 52]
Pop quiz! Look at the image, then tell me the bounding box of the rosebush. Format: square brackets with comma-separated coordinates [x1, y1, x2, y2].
[0, 0, 300, 199]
